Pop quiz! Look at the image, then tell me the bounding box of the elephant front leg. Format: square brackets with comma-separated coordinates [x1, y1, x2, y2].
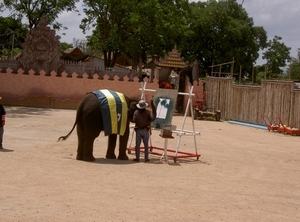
[106, 134, 117, 159]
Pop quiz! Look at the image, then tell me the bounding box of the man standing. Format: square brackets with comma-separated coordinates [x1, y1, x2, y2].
[0, 97, 6, 149]
[132, 99, 156, 162]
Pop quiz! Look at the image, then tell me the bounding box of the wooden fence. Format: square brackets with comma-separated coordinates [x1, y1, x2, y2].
[205, 77, 300, 128]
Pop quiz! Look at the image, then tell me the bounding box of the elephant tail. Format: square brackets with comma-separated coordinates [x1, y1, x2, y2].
[57, 121, 77, 142]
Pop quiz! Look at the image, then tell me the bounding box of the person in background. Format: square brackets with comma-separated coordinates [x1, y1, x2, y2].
[132, 99, 156, 162]
[0, 97, 6, 149]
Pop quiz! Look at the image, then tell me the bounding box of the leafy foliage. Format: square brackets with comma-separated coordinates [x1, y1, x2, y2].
[60, 42, 73, 53]
[0, 0, 79, 31]
[80, 0, 132, 68]
[80, 0, 189, 70]
[253, 65, 267, 84]
[262, 35, 291, 78]
[0, 16, 27, 58]
[179, 0, 267, 79]
[288, 48, 300, 81]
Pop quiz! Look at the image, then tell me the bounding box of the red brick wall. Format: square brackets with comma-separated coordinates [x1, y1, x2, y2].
[0, 68, 203, 111]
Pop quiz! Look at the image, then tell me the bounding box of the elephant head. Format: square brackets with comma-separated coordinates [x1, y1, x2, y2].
[149, 99, 157, 121]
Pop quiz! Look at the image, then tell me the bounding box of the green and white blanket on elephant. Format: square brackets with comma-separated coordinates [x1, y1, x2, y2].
[92, 90, 128, 136]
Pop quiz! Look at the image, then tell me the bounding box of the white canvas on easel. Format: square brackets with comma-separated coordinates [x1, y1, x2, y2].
[152, 88, 178, 130]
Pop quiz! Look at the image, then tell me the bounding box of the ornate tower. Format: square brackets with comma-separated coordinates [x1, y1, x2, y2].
[19, 15, 62, 74]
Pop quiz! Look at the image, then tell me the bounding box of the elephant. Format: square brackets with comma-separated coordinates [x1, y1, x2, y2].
[58, 90, 156, 162]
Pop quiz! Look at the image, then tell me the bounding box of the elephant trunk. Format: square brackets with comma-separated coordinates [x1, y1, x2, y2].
[149, 100, 156, 122]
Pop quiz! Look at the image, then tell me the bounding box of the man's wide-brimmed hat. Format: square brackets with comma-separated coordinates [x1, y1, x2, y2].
[136, 100, 148, 109]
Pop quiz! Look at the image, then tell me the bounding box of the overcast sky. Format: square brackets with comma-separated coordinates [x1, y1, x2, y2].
[241, 0, 299, 64]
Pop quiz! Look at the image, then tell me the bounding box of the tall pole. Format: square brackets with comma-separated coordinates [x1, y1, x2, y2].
[11, 32, 15, 59]
[239, 65, 242, 83]
[231, 57, 235, 77]
[289, 60, 292, 80]
[264, 65, 267, 79]
[252, 65, 254, 84]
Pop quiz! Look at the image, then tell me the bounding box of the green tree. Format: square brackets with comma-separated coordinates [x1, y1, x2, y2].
[121, 0, 190, 73]
[253, 64, 267, 84]
[179, 0, 267, 79]
[80, 0, 189, 70]
[262, 35, 291, 78]
[0, 0, 79, 31]
[80, 0, 133, 68]
[288, 48, 300, 81]
[60, 42, 73, 52]
[0, 16, 27, 58]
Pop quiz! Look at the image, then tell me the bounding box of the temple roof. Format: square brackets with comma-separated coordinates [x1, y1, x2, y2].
[158, 46, 186, 68]
[61, 47, 89, 62]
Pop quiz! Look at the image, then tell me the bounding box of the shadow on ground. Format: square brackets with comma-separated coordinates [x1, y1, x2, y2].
[5, 106, 54, 118]
[0, 148, 14, 152]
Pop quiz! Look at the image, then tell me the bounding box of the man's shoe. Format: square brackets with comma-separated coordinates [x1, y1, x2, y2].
[145, 159, 150, 162]
[132, 158, 140, 162]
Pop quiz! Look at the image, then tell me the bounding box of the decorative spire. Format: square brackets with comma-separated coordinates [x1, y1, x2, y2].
[38, 14, 48, 27]
[158, 45, 186, 68]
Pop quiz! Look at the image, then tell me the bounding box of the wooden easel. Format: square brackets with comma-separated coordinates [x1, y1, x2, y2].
[127, 82, 200, 163]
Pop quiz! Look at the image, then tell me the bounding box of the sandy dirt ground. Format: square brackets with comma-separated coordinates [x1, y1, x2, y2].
[0, 106, 299, 222]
